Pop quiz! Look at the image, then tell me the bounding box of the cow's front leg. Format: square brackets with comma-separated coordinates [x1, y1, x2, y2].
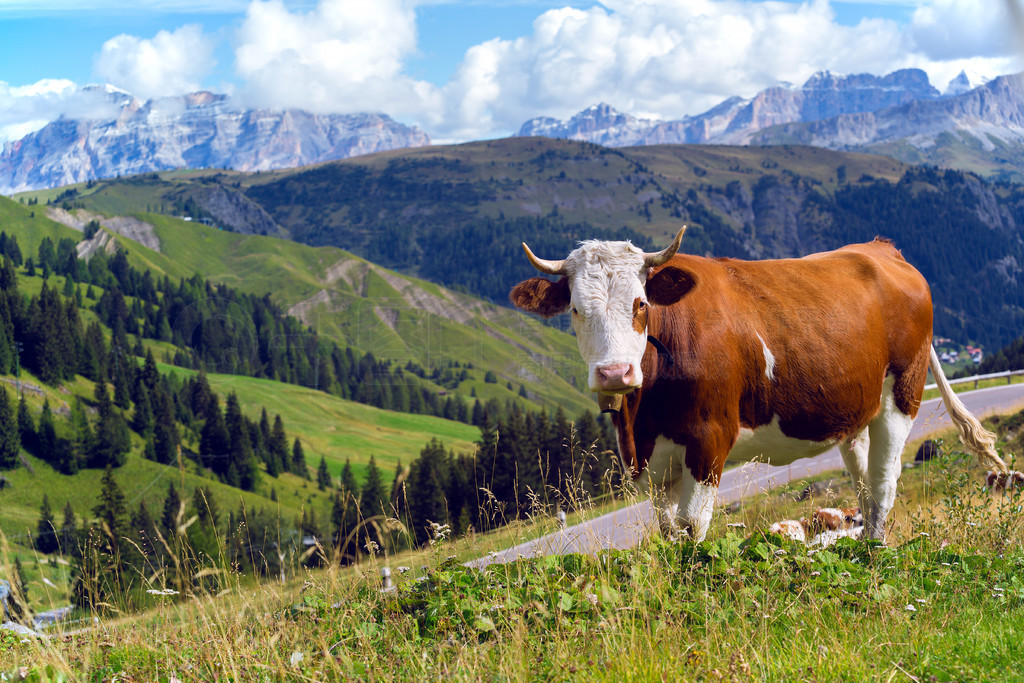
[671, 434, 727, 541]
[675, 464, 719, 541]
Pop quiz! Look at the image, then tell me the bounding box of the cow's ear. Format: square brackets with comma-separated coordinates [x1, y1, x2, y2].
[646, 266, 696, 306]
[510, 277, 571, 318]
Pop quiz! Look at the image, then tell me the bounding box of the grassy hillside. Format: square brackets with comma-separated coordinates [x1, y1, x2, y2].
[1, 192, 595, 416]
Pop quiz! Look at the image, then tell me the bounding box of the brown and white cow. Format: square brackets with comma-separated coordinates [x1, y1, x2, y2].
[510, 227, 1007, 541]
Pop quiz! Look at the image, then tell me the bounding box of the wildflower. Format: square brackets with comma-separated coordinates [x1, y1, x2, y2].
[585, 592, 599, 607]
[397, 566, 411, 574]
[146, 589, 180, 596]
[915, 598, 926, 604]
[364, 540, 379, 555]
[905, 604, 917, 612]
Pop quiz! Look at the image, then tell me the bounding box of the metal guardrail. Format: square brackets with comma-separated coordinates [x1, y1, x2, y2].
[924, 369, 1024, 391]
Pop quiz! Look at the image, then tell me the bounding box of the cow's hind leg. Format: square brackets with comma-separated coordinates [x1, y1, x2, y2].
[641, 437, 687, 540]
[838, 428, 871, 519]
[865, 376, 915, 540]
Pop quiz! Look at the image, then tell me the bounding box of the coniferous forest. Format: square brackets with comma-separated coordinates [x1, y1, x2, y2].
[0, 228, 618, 616]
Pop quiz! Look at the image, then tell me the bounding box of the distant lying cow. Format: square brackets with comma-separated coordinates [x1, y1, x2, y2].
[806, 507, 862, 534]
[986, 470, 1024, 490]
[511, 227, 1008, 542]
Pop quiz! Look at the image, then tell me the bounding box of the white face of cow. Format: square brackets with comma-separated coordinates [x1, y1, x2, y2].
[564, 242, 649, 394]
[509, 227, 689, 396]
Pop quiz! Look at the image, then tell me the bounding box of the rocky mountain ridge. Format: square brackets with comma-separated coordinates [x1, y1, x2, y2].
[517, 68, 943, 146]
[0, 88, 430, 194]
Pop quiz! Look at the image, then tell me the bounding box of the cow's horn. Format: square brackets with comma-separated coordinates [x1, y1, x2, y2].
[643, 226, 687, 268]
[522, 242, 567, 275]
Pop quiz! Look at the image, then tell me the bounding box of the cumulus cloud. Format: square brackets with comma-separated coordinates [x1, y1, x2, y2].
[910, 0, 1017, 61]
[94, 24, 215, 100]
[233, 0, 440, 117]
[427, 0, 921, 139]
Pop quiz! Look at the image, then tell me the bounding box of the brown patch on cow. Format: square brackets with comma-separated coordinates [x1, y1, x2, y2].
[509, 277, 571, 318]
[632, 297, 648, 334]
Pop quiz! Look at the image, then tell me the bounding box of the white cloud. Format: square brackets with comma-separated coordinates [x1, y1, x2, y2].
[0, 79, 129, 143]
[910, 0, 1017, 60]
[94, 24, 215, 100]
[233, 0, 439, 117]
[427, 0, 920, 139]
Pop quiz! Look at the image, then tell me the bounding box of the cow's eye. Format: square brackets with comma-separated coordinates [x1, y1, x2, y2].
[571, 307, 579, 316]
[638, 300, 647, 310]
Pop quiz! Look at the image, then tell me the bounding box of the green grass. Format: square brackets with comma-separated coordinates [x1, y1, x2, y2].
[4, 408, 1023, 680]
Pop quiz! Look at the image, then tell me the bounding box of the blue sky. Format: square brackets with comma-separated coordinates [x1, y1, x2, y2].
[0, 1, 1019, 143]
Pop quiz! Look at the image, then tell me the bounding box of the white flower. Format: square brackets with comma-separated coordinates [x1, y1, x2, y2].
[905, 604, 917, 612]
[146, 589, 179, 596]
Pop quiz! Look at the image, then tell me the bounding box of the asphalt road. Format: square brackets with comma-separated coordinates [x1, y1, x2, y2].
[468, 382, 1024, 569]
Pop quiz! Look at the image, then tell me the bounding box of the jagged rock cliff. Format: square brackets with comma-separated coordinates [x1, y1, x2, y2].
[0, 89, 430, 194]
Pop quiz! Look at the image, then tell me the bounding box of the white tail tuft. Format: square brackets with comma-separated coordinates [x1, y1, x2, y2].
[929, 346, 1008, 474]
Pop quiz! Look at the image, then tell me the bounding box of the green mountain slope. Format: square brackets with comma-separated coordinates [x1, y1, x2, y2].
[1, 194, 595, 416]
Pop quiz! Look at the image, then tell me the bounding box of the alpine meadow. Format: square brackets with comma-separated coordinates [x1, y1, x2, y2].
[3, 114, 1024, 680]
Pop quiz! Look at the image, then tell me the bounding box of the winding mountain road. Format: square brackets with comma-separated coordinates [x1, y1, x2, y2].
[469, 383, 1024, 569]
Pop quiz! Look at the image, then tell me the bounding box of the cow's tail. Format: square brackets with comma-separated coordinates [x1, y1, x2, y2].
[929, 346, 1008, 474]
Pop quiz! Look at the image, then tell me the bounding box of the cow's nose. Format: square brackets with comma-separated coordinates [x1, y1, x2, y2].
[595, 363, 635, 390]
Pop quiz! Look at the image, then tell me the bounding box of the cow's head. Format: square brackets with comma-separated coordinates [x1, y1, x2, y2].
[510, 227, 693, 395]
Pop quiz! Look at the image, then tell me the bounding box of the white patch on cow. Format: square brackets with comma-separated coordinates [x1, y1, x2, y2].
[677, 463, 717, 541]
[756, 332, 775, 381]
[864, 375, 914, 540]
[728, 416, 837, 466]
[563, 241, 648, 392]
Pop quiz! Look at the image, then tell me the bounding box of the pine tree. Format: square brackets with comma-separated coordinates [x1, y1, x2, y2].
[316, 455, 331, 491]
[360, 455, 387, 522]
[408, 439, 451, 546]
[37, 399, 57, 465]
[128, 500, 158, 565]
[268, 415, 289, 474]
[360, 454, 388, 550]
[161, 483, 182, 539]
[0, 385, 19, 469]
[199, 397, 230, 473]
[291, 438, 308, 478]
[60, 501, 77, 554]
[224, 393, 259, 491]
[151, 389, 179, 465]
[16, 393, 33, 450]
[35, 494, 59, 554]
[92, 466, 128, 555]
[90, 380, 130, 468]
[131, 384, 154, 436]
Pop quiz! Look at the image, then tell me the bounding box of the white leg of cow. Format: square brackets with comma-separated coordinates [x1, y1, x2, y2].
[674, 465, 717, 541]
[838, 428, 871, 518]
[865, 378, 915, 541]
